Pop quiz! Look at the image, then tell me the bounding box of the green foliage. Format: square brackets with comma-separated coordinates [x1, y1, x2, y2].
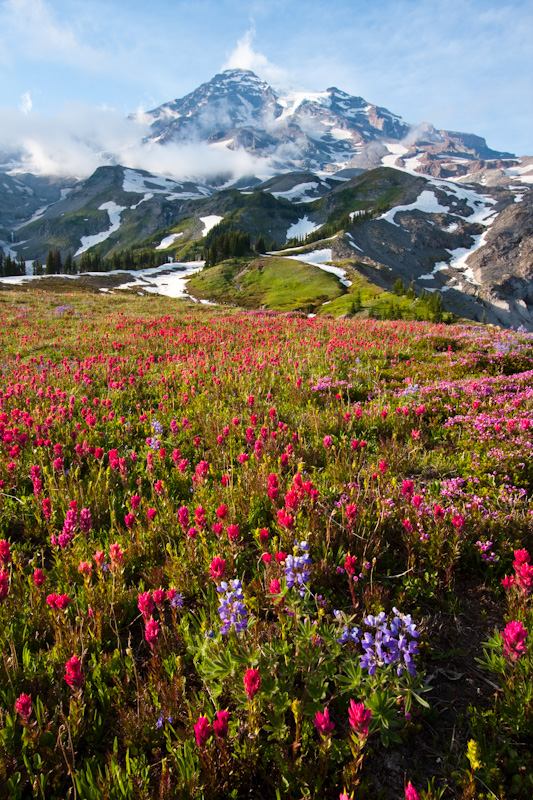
[203, 229, 252, 268]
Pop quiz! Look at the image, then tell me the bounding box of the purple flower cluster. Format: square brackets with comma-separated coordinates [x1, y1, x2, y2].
[360, 609, 419, 677]
[216, 579, 248, 635]
[285, 541, 312, 597]
[476, 540, 499, 563]
[337, 624, 361, 645]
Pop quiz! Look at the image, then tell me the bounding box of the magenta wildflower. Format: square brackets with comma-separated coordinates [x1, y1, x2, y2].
[243, 668, 261, 700]
[348, 700, 372, 736]
[0, 571, 9, 601]
[405, 782, 420, 800]
[212, 709, 230, 739]
[138, 591, 155, 618]
[502, 620, 528, 661]
[314, 706, 335, 736]
[194, 715, 211, 748]
[33, 568, 46, 587]
[209, 556, 226, 580]
[109, 543, 125, 569]
[64, 655, 84, 689]
[0, 540, 11, 566]
[144, 617, 160, 646]
[14, 693, 32, 721]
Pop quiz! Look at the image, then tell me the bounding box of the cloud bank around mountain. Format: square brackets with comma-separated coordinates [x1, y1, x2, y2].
[0, 103, 275, 182]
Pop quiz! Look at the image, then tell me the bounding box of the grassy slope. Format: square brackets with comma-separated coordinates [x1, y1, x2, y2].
[187, 256, 345, 312]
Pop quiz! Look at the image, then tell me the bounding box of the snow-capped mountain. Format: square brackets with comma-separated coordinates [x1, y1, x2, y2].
[142, 68, 515, 177]
[1, 67, 532, 330]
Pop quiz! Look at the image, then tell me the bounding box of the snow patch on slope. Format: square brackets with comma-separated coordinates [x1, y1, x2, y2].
[284, 248, 352, 287]
[378, 190, 450, 227]
[116, 261, 204, 298]
[74, 202, 126, 257]
[200, 215, 223, 236]
[286, 215, 320, 240]
[271, 182, 320, 202]
[156, 232, 184, 250]
[381, 142, 409, 168]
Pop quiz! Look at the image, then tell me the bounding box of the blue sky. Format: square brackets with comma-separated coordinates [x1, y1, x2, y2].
[0, 0, 531, 175]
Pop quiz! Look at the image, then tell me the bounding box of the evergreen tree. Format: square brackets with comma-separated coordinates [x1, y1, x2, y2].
[53, 249, 62, 274]
[45, 249, 54, 275]
[393, 278, 405, 296]
[255, 233, 266, 254]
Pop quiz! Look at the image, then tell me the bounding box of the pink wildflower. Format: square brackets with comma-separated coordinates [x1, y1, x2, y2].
[209, 557, 226, 580]
[144, 617, 160, 646]
[243, 668, 261, 700]
[138, 592, 155, 618]
[213, 709, 230, 739]
[227, 524, 240, 541]
[348, 700, 372, 737]
[516, 563, 533, 595]
[153, 589, 166, 605]
[124, 512, 136, 529]
[0, 540, 11, 566]
[109, 543, 125, 568]
[14, 693, 32, 721]
[194, 715, 211, 748]
[405, 783, 420, 800]
[314, 706, 335, 736]
[0, 571, 9, 601]
[502, 574, 515, 590]
[33, 568, 46, 587]
[502, 620, 528, 661]
[64, 655, 84, 689]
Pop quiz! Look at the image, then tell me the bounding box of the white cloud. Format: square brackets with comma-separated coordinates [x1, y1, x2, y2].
[223, 30, 290, 89]
[19, 91, 32, 114]
[0, 102, 276, 182]
[2, 0, 94, 65]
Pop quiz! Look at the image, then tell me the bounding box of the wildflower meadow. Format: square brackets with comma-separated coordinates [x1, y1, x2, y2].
[1, 290, 533, 799]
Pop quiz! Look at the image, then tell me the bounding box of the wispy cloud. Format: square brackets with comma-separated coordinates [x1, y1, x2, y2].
[18, 92, 32, 114]
[222, 29, 290, 89]
[1, 0, 100, 68]
[0, 102, 276, 182]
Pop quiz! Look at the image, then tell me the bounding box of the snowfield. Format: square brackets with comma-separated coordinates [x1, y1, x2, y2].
[284, 248, 352, 287]
[155, 232, 184, 250]
[378, 190, 451, 226]
[286, 216, 321, 240]
[74, 202, 126, 257]
[200, 216, 224, 236]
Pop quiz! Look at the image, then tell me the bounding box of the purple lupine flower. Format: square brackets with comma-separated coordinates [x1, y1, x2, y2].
[285, 541, 312, 597]
[360, 609, 419, 677]
[152, 420, 164, 435]
[216, 579, 248, 635]
[337, 625, 361, 645]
